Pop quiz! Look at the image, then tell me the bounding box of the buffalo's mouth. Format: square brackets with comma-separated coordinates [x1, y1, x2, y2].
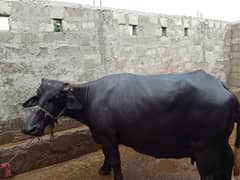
[22, 113, 45, 137]
[22, 121, 45, 136]
[22, 110, 58, 137]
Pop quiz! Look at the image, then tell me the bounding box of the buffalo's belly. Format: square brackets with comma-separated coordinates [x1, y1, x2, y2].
[132, 142, 191, 159]
[118, 129, 192, 159]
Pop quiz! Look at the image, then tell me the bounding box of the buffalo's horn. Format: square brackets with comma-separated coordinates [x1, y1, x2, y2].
[63, 83, 71, 91]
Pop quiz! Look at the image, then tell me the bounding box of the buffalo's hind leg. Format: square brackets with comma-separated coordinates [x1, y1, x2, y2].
[195, 143, 233, 180]
[194, 144, 223, 180]
[99, 146, 112, 176]
[222, 144, 233, 180]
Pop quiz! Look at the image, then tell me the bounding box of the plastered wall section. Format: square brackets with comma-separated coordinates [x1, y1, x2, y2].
[0, 0, 232, 124]
[229, 23, 240, 87]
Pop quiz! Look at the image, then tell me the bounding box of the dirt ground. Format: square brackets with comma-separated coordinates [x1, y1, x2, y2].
[8, 127, 238, 180]
[11, 146, 199, 180]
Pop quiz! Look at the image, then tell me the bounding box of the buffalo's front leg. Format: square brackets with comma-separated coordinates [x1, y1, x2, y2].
[99, 146, 112, 175]
[102, 139, 123, 180]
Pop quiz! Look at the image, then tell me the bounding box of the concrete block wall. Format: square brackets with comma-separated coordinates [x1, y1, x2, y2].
[0, 0, 104, 123]
[103, 10, 231, 79]
[229, 23, 240, 87]
[0, 0, 233, 126]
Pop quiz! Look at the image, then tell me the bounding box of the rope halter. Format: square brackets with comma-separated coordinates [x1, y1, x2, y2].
[34, 105, 65, 122]
[33, 105, 65, 141]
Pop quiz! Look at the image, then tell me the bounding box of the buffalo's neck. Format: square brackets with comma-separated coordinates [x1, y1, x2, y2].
[71, 84, 89, 107]
[64, 83, 91, 126]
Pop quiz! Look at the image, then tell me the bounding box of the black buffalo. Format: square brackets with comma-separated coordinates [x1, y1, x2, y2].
[22, 70, 240, 180]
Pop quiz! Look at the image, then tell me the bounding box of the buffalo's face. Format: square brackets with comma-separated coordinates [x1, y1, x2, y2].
[22, 79, 70, 136]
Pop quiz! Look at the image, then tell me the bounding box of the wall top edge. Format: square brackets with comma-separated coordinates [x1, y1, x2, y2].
[2, 0, 232, 24]
[232, 21, 240, 25]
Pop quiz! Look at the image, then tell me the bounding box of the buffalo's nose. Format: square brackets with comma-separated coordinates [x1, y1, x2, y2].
[22, 123, 39, 136]
[22, 124, 32, 134]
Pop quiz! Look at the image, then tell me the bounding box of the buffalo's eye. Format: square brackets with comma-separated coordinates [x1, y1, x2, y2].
[47, 97, 55, 103]
[55, 93, 64, 99]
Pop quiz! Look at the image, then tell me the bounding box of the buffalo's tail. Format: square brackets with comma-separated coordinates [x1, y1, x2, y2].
[234, 96, 240, 176]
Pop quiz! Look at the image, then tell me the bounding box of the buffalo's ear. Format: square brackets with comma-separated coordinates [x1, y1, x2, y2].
[22, 96, 40, 108]
[65, 93, 82, 111]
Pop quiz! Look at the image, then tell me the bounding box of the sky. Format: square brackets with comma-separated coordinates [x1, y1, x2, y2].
[51, 0, 240, 22]
[0, 17, 9, 30]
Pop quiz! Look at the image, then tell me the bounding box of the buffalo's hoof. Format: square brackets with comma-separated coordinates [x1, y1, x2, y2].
[98, 166, 111, 176]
